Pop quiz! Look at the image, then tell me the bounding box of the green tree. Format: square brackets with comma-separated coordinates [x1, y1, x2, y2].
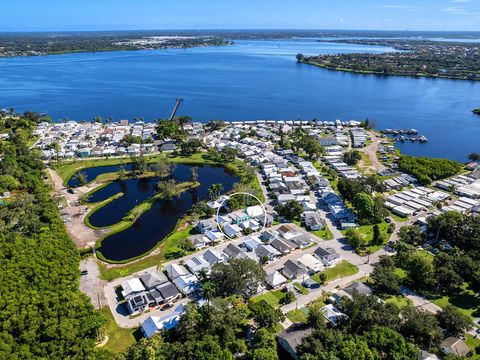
[156, 179, 177, 200]
[248, 300, 285, 329]
[180, 138, 203, 156]
[352, 192, 375, 223]
[150, 156, 173, 178]
[299, 135, 325, 159]
[191, 166, 199, 183]
[118, 163, 127, 180]
[209, 258, 266, 299]
[155, 119, 186, 141]
[75, 171, 88, 186]
[436, 305, 472, 337]
[371, 256, 401, 295]
[275, 200, 303, 221]
[400, 306, 443, 348]
[281, 291, 296, 305]
[405, 251, 436, 290]
[345, 228, 366, 252]
[343, 150, 362, 166]
[363, 326, 418, 360]
[372, 224, 384, 245]
[121, 134, 142, 146]
[131, 154, 148, 174]
[468, 152, 480, 162]
[398, 225, 425, 246]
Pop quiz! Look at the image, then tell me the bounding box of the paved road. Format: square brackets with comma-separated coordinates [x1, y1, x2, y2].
[400, 286, 442, 314]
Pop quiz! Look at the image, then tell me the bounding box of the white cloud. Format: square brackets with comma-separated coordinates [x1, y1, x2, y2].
[441, 5, 477, 14]
[373, 4, 422, 10]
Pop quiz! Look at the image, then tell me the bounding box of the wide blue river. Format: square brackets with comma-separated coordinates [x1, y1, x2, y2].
[0, 39, 479, 161]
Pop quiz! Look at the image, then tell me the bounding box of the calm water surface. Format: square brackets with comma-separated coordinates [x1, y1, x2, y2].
[1, 40, 479, 160]
[93, 164, 238, 261]
[68, 163, 136, 187]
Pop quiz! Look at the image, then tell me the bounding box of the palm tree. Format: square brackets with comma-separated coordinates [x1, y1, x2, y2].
[75, 171, 88, 186]
[157, 179, 177, 200]
[191, 166, 198, 183]
[208, 188, 215, 201]
[201, 280, 216, 307]
[210, 183, 224, 199]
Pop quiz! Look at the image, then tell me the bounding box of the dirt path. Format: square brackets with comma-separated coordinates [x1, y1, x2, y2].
[358, 132, 387, 174]
[48, 168, 110, 248]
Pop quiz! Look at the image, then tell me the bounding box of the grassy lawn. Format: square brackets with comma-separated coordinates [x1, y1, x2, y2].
[311, 260, 359, 284]
[342, 221, 391, 254]
[384, 295, 412, 309]
[429, 283, 480, 320]
[253, 290, 287, 308]
[98, 307, 137, 354]
[312, 225, 334, 240]
[287, 308, 310, 323]
[293, 282, 309, 295]
[466, 335, 480, 359]
[98, 225, 196, 281]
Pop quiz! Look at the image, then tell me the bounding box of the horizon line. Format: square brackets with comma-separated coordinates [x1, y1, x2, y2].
[1, 28, 480, 34]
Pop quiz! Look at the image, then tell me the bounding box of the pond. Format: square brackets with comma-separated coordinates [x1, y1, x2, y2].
[68, 163, 136, 187]
[86, 164, 239, 262]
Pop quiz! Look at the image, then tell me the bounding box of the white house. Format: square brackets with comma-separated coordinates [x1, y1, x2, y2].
[141, 304, 186, 337]
[173, 274, 199, 295]
[205, 229, 224, 242]
[165, 264, 189, 281]
[224, 223, 243, 238]
[266, 270, 288, 289]
[297, 254, 324, 273]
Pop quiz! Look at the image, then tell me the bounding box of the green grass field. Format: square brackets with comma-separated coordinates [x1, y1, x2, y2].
[287, 308, 309, 323]
[311, 260, 359, 284]
[466, 335, 480, 359]
[384, 295, 412, 309]
[429, 283, 480, 320]
[98, 307, 137, 353]
[312, 225, 334, 240]
[253, 289, 288, 308]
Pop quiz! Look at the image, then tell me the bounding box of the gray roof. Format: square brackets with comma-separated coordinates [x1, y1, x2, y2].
[139, 271, 169, 289]
[157, 282, 180, 300]
[270, 238, 294, 253]
[314, 246, 339, 260]
[223, 243, 243, 258]
[282, 260, 308, 279]
[343, 282, 372, 297]
[277, 324, 313, 355]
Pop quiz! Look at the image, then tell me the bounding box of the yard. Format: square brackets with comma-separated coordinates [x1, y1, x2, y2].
[342, 221, 392, 254]
[98, 307, 138, 353]
[429, 283, 480, 320]
[312, 225, 334, 240]
[311, 260, 359, 284]
[287, 308, 309, 323]
[253, 289, 288, 308]
[384, 295, 412, 309]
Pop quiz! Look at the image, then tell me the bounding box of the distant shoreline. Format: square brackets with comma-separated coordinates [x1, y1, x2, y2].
[300, 60, 480, 82]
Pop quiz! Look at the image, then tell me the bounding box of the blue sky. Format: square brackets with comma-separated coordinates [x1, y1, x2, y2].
[1, 0, 480, 31]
